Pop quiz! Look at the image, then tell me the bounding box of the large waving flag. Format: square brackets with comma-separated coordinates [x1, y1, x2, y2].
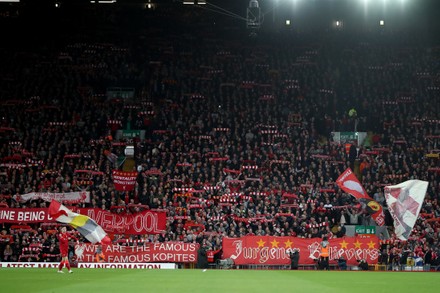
[384, 180, 429, 240]
[336, 168, 385, 226]
[48, 200, 110, 244]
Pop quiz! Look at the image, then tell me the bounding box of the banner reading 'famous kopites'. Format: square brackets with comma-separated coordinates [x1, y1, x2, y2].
[77, 242, 198, 263]
[222, 235, 379, 266]
[73, 208, 167, 235]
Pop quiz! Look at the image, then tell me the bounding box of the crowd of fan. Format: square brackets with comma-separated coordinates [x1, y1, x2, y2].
[0, 6, 439, 269]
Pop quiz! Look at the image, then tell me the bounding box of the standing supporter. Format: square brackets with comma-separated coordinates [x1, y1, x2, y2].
[57, 227, 77, 274]
[288, 249, 300, 270]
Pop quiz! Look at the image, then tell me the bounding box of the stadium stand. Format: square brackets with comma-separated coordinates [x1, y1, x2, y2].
[0, 1, 439, 270]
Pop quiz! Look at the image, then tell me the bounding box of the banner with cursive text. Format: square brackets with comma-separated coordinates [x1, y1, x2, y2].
[222, 235, 379, 265]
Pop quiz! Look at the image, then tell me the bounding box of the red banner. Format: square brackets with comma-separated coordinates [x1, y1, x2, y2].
[222, 236, 379, 265]
[0, 208, 53, 223]
[77, 242, 199, 263]
[73, 208, 167, 235]
[336, 168, 385, 226]
[112, 170, 138, 191]
[0, 208, 166, 235]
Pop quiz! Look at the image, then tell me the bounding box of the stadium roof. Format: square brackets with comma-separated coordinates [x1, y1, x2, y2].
[1, 0, 439, 33]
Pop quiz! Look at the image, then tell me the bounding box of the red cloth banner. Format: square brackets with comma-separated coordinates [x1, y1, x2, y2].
[77, 242, 199, 263]
[0, 207, 167, 235]
[0, 208, 53, 223]
[336, 168, 385, 226]
[73, 208, 167, 235]
[112, 170, 138, 191]
[222, 236, 379, 266]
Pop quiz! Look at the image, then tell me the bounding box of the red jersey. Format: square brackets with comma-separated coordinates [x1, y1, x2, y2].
[58, 233, 70, 255]
[58, 232, 77, 256]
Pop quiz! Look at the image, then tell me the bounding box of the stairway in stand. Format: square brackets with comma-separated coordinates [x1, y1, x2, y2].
[122, 157, 135, 172]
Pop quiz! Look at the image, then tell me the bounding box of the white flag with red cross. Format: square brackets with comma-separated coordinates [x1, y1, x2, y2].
[384, 180, 428, 240]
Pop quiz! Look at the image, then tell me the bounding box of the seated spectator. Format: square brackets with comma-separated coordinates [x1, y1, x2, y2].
[337, 256, 347, 270]
[3, 244, 13, 261]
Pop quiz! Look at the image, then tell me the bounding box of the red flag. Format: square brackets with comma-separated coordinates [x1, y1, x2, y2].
[336, 168, 385, 226]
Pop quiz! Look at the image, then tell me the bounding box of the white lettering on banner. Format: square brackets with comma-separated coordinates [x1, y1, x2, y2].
[336, 168, 352, 183]
[223, 236, 379, 265]
[0, 208, 53, 223]
[108, 255, 151, 262]
[15, 191, 90, 203]
[308, 241, 321, 259]
[77, 242, 198, 264]
[229, 240, 242, 260]
[86, 209, 165, 234]
[17, 211, 46, 222]
[0, 210, 16, 220]
[152, 242, 198, 252]
[113, 179, 136, 185]
[0, 262, 176, 269]
[77, 263, 176, 269]
[229, 240, 289, 264]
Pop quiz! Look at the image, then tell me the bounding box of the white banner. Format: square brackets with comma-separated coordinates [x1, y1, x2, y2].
[77, 263, 176, 269]
[384, 180, 429, 240]
[14, 191, 90, 204]
[0, 262, 176, 269]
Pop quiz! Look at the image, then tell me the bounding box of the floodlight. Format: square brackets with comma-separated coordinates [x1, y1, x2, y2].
[249, 0, 259, 8]
[333, 20, 343, 29]
[90, 0, 117, 3]
[285, 20, 291, 26]
[379, 20, 385, 26]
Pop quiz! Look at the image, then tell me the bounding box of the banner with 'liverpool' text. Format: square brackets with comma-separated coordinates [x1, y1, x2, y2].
[0, 207, 167, 235]
[222, 235, 379, 265]
[72, 208, 167, 235]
